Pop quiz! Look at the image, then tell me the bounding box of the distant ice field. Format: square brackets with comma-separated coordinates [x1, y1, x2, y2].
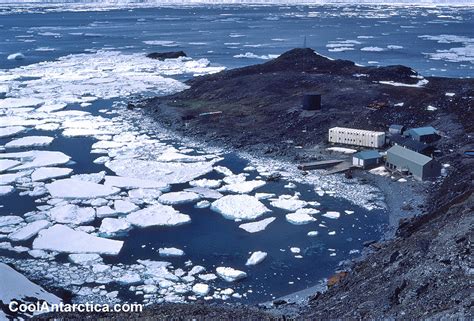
[0, 5, 473, 76]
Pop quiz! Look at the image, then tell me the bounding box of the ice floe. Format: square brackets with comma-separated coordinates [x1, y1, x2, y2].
[114, 200, 139, 214]
[46, 179, 120, 199]
[220, 180, 266, 194]
[5, 136, 54, 149]
[158, 191, 201, 205]
[33, 224, 123, 255]
[322, 211, 340, 219]
[189, 178, 221, 189]
[8, 220, 51, 242]
[99, 218, 132, 237]
[0, 150, 70, 171]
[49, 204, 95, 225]
[159, 247, 185, 257]
[0, 126, 26, 138]
[245, 251, 267, 266]
[0, 185, 14, 196]
[270, 195, 307, 212]
[31, 167, 72, 182]
[286, 212, 317, 225]
[216, 267, 247, 282]
[210, 195, 271, 221]
[126, 204, 191, 227]
[192, 283, 210, 296]
[238, 217, 276, 233]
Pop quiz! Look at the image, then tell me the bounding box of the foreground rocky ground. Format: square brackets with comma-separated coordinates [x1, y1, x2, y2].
[36, 48, 473, 319]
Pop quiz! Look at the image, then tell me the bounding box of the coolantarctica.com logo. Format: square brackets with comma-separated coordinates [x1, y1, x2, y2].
[8, 301, 143, 314]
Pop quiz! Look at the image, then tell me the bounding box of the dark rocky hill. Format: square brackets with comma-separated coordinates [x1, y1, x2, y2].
[145, 48, 473, 159]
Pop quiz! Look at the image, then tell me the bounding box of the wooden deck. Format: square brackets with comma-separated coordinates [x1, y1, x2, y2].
[298, 159, 344, 170]
[324, 161, 355, 175]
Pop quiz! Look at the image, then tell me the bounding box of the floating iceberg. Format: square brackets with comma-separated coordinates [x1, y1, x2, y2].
[322, 211, 340, 219]
[189, 178, 222, 189]
[286, 212, 317, 225]
[5, 136, 54, 149]
[126, 204, 191, 227]
[211, 195, 271, 221]
[245, 251, 267, 266]
[270, 196, 307, 212]
[31, 167, 72, 182]
[33, 224, 123, 255]
[8, 220, 51, 242]
[238, 217, 276, 233]
[49, 204, 95, 225]
[192, 283, 210, 296]
[0, 150, 70, 171]
[158, 191, 201, 205]
[216, 267, 247, 282]
[221, 180, 266, 194]
[99, 218, 132, 237]
[159, 247, 185, 257]
[46, 178, 120, 199]
[0, 126, 26, 139]
[0, 185, 14, 196]
[114, 200, 138, 214]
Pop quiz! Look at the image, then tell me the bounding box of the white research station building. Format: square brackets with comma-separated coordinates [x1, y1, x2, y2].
[328, 127, 386, 148]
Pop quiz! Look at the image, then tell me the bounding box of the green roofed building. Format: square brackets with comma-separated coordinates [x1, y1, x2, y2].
[386, 145, 441, 181]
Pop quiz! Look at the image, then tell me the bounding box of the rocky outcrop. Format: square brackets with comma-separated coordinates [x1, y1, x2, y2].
[146, 51, 187, 60]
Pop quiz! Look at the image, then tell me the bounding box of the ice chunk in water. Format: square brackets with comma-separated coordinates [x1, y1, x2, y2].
[192, 283, 210, 296]
[126, 204, 191, 227]
[159, 247, 185, 257]
[322, 211, 340, 219]
[270, 195, 307, 212]
[33, 224, 123, 255]
[46, 178, 120, 199]
[158, 191, 201, 205]
[0, 185, 14, 196]
[5, 136, 54, 149]
[245, 251, 267, 266]
[238, 217, 276, 233]
[210, 195, 271, 221]
[0, 151, 70, 171]
[286, 212, 316, 225]
[99, 218, 132, 237]
[8, 220, 51, 242]
[31, 167, 72, 182]
[216, 267, 247, 282]
[221, 180, 266, 194]
[49, 204, 95, 225]
[0, 126, 26, 139]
